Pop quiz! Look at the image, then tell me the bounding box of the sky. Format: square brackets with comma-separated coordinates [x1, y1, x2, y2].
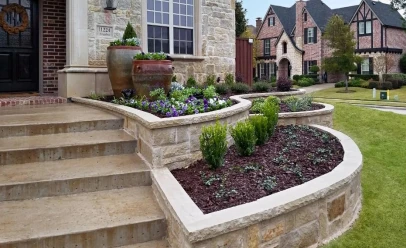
[242, 0, 392, 26]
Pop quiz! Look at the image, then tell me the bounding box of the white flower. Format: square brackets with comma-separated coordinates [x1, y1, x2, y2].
[209, 99, 215, 104]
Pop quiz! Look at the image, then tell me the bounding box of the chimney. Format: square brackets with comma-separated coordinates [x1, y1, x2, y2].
[295, 0, 306, 49]
[256, 17, 262, 33]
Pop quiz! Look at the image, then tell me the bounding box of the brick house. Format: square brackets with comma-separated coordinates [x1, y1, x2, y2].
[0, 0, 235, 97]
[255, 0, 406, 82]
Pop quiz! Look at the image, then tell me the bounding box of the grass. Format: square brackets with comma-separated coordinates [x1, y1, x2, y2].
[314, 98, 406, 108]
[321, 103, 406, 248]
[312, 87, 406, 103]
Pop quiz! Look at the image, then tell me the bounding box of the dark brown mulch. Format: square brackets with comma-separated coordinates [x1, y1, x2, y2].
[171, 125, 344, 214]
[279, 103, 325, 113]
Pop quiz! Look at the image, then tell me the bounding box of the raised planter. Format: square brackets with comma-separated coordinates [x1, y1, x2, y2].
[277, 103, 334, 128]
[132, 60, 173, 98]
[152, 125, 363, 248]
[237, 89, 306, 101]
[107, 46, 142, 98]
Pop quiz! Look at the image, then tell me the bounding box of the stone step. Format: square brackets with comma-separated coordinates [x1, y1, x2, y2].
[0, 154, 151, 201]
[0, 104, 123, 138]
[0, 187, 166, 247]
[116, 240, 170, 248]
[0, 130, 137, 165]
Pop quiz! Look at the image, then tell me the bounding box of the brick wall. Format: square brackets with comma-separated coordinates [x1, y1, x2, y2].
[302, 12, 321, 65]
[42, 0, 66, 94]
[256, 9, 283, 57]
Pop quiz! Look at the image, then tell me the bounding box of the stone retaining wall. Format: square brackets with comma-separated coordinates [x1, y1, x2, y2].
[237, 89, 305, 101]
[152, 125, 363, 248]
[277, 103, 334, 128]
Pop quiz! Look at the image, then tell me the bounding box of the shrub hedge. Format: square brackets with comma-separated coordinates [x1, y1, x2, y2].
[349, 74, 379, 81]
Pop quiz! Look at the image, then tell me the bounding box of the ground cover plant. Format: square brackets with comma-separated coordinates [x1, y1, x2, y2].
[250, 96, 324, 114]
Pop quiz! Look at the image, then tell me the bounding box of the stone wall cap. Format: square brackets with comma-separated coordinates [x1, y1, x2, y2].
[58, 67, 108, 74]
[278, 102, 334, 118]
[151, 124, 363, 243]
[171, 55, 205, 61]
[237, 89, 306, 98]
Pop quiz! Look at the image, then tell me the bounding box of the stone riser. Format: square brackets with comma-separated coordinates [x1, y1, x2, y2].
[0, 171, 152, 202]
[0, 219, 167, 248]
[0, 141, 137, 166]
[0, 119, 124, 138]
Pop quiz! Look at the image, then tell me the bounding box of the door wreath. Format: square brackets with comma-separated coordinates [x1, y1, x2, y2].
[0, 3, 29, 34]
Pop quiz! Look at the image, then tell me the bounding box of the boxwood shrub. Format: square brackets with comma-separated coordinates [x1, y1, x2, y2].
[349, 74, 379, 81]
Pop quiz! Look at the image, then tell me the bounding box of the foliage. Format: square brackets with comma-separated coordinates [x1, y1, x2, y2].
[203, 86, 218, 99]
[262, 176, 277, 192]
[123, 22, 137, 40]
[88, 92, 105, 101]
[199, 121, 228, 169]
[215, 84, 229, 95]
[368, 81, 379, 89]
[172, 75, 177, 82]
[230, 83, 250, 94]
[322, 15, 362, 91]
[283, 96, 313, 112]
[170, 87, 201, 102]
[374, 53, 397, 81]
[225, 74, 235, 86]
[249, 115, 269, 145]
[170, 82, 184, 92]
[252, 82, 270, 92]
[235, 0, 247, 37]
[310, 65, 320, 74]
[261, 100, 279, 136]
[230, 120, 257, 156]
[150, 88, 167, 100]
[134, 52, 167, 60]
[270, 75, 277, 83]
[109, 37, 140, 47]
[380, 81, 393, 90]
[298, 77, 314, 87]
[335, 78, 365, 88]
[236, 74, 244, 83]
[206, 74, 216, 86]
[348, 74, 379, 81]
[276, 77, 292, 92]
[385, 73, 406, 87]
[293, 75, 301, 81]
[186, 76, 197, 88]
[265, 96, 281, 106]
[400, 54, 406, 73]
[391, 80, 400, 89]
[251, 98, 265, 114]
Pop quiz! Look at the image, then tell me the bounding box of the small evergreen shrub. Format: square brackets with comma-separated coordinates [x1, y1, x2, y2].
[262, 101, 279, 136]
[203, 86, 218, 99]
[225, 74, 235, 86]
[298, 78, 314, 87]
[251, 98, 265, 114]
[186, 76, 197, 88]
[390, 80, 400, 89]
[335, 81, 345, 88]
[206, 74, 216, 86]
[400, 54, 406, 73]
[215, 84, 229, 95]
[349, 74, 379, 81]
[231, 83, 250, 94]
[123, 22, 137, 40]
[310, 65, 320, 74]
[230, 121, 257, 156]
[380, 81, 393, 90]
[265, 96, 281, 106]
[199, 121, 228, 169]
[249, 115, 269, 145]
[269, 75, 277, 83]
[276, 78, 292, 92]
[252, 82, 270, 92]
[368, 81, 379, 89]
[293, 75, 301, 81]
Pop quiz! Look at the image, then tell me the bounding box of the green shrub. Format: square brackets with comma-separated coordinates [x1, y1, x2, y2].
[293, 75, 301, 81]
[200, 121, 228, 169]
[122, 22, 137, 40]
[215, 84, 229, 95]
[270, 75, 277, 83]
[276, 78, 292, 92]
[368, 81, 379, 89]
[252, 82, 270, 92]
[283, 96, 313, 112]
[186, 76, 197, 87]
[134, 52, 166, 60]
[380, 81, 393, 90]
[303, 74, 318, 80]
[361, 81, 369, 88]
[385, 73, 406, 87]
[265, 96, 281, 106]
[249, 115, 269, 145]
[262, 101, 279, 136]
[230, 121, 257, 156]
[206, 74, 216, 86]
[225, 74, 235, 86]
[349, 74, 379, 81]
[149, 88, 166, 100]
[231, 83, 250, 94]
[335, 81, 345, 88]
[349, 78, 362, 87]
[298, 78, 314, 87]
[310, 65, 320, 74]
[203, 85, 218, 99]
[390, 80, 400, 89]
[89, 92, 105, 101]
[400, 54, 406, 73]
[251, 98, 265, 114]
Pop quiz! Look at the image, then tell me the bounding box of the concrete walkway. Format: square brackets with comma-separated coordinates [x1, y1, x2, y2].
[364, 105, 406, 115]
[303, 83, 335, 94]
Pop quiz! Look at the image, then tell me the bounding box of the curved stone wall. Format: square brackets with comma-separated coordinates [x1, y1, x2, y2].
[277, 103, 334, 128]
[152, 125, 363, 248]
[237, 89, 306, 101]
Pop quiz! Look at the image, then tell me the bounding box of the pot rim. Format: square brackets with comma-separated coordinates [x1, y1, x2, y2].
[107, 46, 142, 50]
[132, 60, 172, 64]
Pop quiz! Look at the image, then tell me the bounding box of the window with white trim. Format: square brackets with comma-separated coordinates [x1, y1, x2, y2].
[365, 21, 372, 34]
[307, 28, 314, 44]
[260, 63, 265, 78]
[268, 17, 275, 26]
[307, 60, 317, 74]
[147, 0, 194, 55]
[361, 58, 369, 75]
[264, 39, 270, 55]
[270, 62, 275, 75]
[358, 22, 365, 35]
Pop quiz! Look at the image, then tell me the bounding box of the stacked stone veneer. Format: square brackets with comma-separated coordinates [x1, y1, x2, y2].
[87, 0, 235, 84]
[277, 103, 334, 128]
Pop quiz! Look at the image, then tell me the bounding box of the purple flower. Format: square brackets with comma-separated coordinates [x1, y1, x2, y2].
[195, 109, 199, 114]
[166, 112, 172, 117]
[203, 99, 208, 105]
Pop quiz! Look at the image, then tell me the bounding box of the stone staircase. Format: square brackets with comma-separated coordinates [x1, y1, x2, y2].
[0, 104, 168, 248]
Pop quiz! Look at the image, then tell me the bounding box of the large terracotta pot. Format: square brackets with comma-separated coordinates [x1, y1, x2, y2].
[132, 60, 173, 98]
[107, 46, 142, 97]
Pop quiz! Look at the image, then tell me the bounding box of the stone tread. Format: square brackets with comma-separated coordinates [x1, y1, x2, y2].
[0, 103, 103, 116]
[117, 240, 170, 248]
[0, 187, 165, 244]
[0, 154, 149, 186]
[0, 129, 134, 152]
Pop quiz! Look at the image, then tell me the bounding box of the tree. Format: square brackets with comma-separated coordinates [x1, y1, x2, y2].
[123, 22, 137, 40]
[391, 0, 406, 16]
[235, 1, 247, 37]
[322, 15, 362, 92]
[374, 53, 396, 81]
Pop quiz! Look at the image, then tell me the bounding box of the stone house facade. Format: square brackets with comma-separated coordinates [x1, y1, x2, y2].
[0, 0, 235, 96]
[255, 0, 406, 82]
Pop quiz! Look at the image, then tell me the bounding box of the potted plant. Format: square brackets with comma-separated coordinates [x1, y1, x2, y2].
[107, 22, 142, 97]
[132, 52, 173, 98]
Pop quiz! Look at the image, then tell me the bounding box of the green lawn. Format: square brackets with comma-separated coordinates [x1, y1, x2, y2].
[312, 87, 406, 103]
[322, 103, 406, 248]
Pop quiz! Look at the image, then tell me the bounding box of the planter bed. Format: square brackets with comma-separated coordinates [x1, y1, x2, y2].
[172, 125, 344, 214]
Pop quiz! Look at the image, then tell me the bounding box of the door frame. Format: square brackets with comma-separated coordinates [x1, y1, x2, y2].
[38, 0, 43, 94]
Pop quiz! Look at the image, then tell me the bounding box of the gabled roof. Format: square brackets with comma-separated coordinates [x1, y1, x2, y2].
[363, 0, 405, 28]
[270, 4, 296, 36]
[305, 0, 334, 31]
[332, 5, 359, 24]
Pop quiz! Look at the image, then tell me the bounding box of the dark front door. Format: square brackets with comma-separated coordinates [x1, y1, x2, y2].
[0, 0, 39, 92]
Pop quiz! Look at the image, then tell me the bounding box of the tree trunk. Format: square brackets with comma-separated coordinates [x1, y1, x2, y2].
[345, 73, 349, 92]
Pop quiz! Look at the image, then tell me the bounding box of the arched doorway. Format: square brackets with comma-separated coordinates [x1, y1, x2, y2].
[278, 58, 291, 79]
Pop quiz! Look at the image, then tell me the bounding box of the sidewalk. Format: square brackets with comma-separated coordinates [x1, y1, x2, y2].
[302, 83, 335, 94]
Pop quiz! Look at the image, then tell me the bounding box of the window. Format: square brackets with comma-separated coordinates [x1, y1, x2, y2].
[307, 28, 314, 44]
[147, 0, 194, 55]
[268, 17, 275, 26]
[307, 60, 317, 74]
[270, 62, 276, 76]
[264, 39, 270, 55]
[260, 63, 265, 78]
[282, 42, 287, 54]
[304, 13, 307, 22]
[358, 21, 371, 35]
[366, 21, 372, 34]
[358, 22, 365, 35]
[361, 58, 369, 75]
